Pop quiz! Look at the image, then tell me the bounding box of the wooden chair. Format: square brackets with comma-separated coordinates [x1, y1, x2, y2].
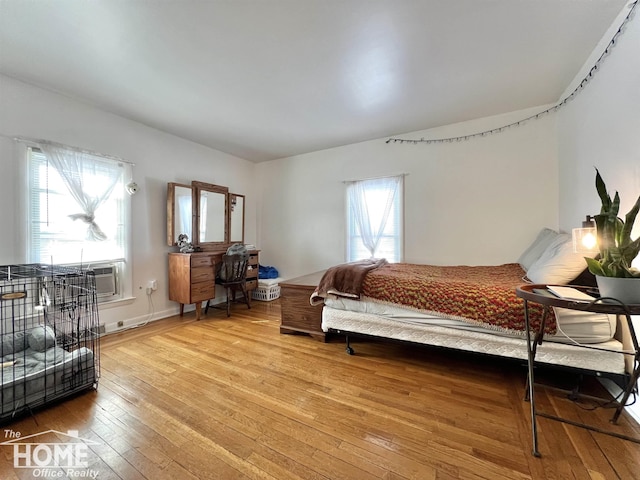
[205, 252, 251, 317]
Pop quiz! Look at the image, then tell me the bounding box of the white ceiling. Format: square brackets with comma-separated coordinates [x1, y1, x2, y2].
[0, 0, 628, 162]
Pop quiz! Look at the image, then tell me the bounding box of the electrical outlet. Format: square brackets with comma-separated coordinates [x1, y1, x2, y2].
[117, 320, 124, 328]
[147, 280, 157, 291]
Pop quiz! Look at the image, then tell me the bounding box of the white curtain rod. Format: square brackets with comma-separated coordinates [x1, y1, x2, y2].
[342, 173, 409, 184]
[13, 136, 135, 166]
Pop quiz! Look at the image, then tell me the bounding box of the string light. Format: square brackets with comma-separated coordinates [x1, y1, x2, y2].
[386, 0, 638, 145]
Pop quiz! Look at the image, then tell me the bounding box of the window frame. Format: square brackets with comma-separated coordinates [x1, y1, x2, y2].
[24, 145, 133, 304]
[345, 175, 404, 263]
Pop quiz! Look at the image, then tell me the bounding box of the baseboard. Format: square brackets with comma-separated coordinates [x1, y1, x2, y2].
[102, 307, 179, 334]
[600, 377, 640, 424]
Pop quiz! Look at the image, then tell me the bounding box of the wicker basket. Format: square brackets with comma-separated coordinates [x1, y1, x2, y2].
[252, 284, 281, 301]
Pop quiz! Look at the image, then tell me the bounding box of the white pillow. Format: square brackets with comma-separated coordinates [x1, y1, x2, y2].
[518, 228, 560, 271]
[526, 234, 593, 285]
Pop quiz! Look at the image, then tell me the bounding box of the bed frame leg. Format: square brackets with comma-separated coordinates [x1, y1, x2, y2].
[568, 374, 584, 401]
[345, 335, 354, 355]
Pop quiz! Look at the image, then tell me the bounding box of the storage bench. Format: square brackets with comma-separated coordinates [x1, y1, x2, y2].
[279, 271, 326, 342]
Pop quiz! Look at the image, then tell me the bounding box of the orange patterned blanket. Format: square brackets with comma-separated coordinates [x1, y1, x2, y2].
[361, 263, 554, 336]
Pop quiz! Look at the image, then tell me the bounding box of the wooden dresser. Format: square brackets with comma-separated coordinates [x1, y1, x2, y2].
[169, 249, 259, 320]
[279, 270, 326, 342]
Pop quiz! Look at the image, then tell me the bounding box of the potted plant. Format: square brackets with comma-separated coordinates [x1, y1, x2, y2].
[584, 168, 640, 303]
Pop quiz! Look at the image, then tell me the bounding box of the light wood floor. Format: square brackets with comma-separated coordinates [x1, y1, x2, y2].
[1, 300, 639, 479]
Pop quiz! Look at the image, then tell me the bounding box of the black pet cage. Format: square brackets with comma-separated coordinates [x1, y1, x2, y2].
[0, 264, 100, 422]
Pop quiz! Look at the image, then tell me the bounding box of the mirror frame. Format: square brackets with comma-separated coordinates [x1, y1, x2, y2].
[192, 181, 229, 248]
[228, 193, 245, 244]
[166, 182, 194, 246]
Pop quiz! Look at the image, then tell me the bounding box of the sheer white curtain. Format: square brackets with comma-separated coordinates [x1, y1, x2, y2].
[178, 196, 192, 237]
[347, 175, 402, 259]
[199, 195, 208, 242]
[39, 143, 122, 241]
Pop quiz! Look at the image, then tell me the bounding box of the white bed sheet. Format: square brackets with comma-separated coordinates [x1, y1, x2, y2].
[321, 301, 626, 375]
[325, 296, 617, 344]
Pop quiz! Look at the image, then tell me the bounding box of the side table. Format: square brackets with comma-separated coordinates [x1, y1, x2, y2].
[280, 271, 327, 342]
[516, 284, 640, 457]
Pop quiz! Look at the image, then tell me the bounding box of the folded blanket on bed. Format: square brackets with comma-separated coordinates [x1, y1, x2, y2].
[310, 258, 387, 306]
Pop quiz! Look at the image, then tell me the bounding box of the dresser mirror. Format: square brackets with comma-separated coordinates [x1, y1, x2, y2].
[192, 181, 228, 245]
[166, 182, 194, 246]
[229, 193, 245, 244]
[167, 181, 247, 248]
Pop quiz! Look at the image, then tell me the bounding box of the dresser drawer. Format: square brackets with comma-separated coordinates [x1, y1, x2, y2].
[248, 255, 259, 267]
[191, 256, 214, 268]
[192, 266, 214, 283]
[246, 279, 258, 290]
[191, 282, 215, 302]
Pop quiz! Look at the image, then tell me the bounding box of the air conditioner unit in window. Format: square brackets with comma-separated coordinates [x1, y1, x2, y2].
[92, 265, 118, 298]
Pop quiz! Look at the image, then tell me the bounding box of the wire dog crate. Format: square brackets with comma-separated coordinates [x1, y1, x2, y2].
[0, 264, 100, 422]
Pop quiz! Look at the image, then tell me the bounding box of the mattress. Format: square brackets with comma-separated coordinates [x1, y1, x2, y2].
[324, 296, 617, 344]
[322, 301, 626, 375]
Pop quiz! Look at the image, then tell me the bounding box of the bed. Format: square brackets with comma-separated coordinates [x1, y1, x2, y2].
[1, 325, 96, 420]
[312, 229, 634, 382]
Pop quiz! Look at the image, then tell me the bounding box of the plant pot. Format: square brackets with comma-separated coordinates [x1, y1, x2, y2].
[595, 275, 640, 305]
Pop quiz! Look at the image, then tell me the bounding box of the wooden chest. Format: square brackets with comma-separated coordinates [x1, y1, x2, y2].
[279, 270, 326, 342]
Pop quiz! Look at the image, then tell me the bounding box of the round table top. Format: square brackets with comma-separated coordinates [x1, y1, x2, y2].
[516, 283, 640, 315]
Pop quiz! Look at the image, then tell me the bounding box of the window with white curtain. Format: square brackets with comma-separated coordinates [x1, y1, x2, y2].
[346, 175, 403, 262]
[26, 146, 130, 300]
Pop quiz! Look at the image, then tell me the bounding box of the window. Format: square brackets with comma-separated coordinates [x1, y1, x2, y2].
[346, 175, 403, 262]
[27, 146, 131, 300]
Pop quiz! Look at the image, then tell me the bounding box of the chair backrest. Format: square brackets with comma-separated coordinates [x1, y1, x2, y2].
[218, 252, 249, 284]
[226, 243, 248, 256]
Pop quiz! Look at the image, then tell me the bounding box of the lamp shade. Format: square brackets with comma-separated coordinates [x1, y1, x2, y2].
[572, 215, 598, 253]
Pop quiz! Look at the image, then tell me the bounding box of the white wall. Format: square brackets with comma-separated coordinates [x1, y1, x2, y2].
[256, 3, 639, 283]
[557, 5, 640, 236]
[556, 5, 640, 423]
[4, 4, 634, 329]
[256, 107, 559, 280]
[0, 74, 257, 331]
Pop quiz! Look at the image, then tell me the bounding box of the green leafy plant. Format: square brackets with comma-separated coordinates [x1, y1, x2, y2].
[585, 169, 640, 278]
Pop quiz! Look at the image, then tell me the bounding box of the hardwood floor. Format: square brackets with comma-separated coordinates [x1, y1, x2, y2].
[1, 300, 639, 479]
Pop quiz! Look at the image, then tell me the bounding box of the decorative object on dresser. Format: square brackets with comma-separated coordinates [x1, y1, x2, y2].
[279, 271, 327, 342]
[167, 180, 257, 319]
[177, 233, 194, 253]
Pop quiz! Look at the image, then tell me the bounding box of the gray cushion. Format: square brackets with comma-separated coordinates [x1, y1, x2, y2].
[0, 331, 29, 356]
[518, 228, 560, 271]
[526, 234, 595, 285]
[28, 325, 56, 352]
